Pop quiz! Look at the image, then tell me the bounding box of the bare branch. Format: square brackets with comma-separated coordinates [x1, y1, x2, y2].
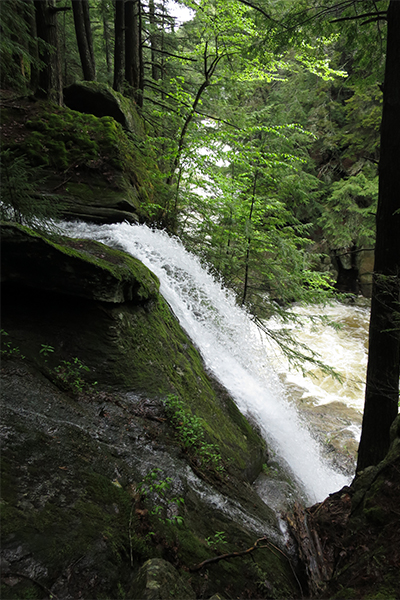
[331, 10, 387, 23]
[236, 0, 288, 29]
[142, 44, 198, 62]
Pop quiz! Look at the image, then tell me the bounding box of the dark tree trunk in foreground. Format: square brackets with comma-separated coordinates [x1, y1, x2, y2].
[34, 0, 62, 104]
[113, 0, 125, 92]
[71, 0, 96, 81]
[357, 0, 400, 472]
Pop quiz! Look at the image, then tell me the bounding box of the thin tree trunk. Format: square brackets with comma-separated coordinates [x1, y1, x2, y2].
[125, 0, 143, 106]
[82, 0, 95, 74]
[242, 170, 258, 306]
[26, 0, 39, 92]
[149, 0, 160, 81]
[34, 0, 63, 104]
[113, 0, 125, 92]
[357, 0, 400, 472]
[103, 12, 112, 81]
[71, 0, 96, 81]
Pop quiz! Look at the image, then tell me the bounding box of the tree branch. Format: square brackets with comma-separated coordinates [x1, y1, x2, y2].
[142, 44, 198, 62]
[236, 0, 288, 29]
[330, 11, 387, 23]
[190, 536, 271, 571]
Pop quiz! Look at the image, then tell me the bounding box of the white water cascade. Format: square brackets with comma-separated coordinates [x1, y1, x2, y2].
[61, 221, 350, 503]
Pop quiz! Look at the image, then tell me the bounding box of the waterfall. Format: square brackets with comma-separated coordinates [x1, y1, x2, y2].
[61, 221, 350, 503]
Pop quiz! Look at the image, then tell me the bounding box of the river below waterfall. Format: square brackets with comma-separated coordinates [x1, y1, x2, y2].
[60, 221, 367, 505]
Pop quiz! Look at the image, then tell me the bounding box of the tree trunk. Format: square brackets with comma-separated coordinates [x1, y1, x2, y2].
[113, 0, 125, 92]
[125, 0, 143, 106]
[356, 0, 400, 472]
[71, 0, 96, 81]
[34, 0, 63, 105]
[149, 0, 160, 81]
[25, 0, 39, 92]
[103, 12, 112, 82]
[242, 171, 258, 306]
[82, 0, 95, 73]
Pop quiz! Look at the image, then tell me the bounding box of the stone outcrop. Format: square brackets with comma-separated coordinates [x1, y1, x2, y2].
[0, 91, 158, 225]
[130, 558, 196, 599]
[1, 224, 298, 599]
[63, 81, 142, 134]
[1, 223, 159, 303]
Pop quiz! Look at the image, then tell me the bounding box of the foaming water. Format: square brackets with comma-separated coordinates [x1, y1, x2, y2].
[61, 221, 349, 502]
[268, 303, 369, 412]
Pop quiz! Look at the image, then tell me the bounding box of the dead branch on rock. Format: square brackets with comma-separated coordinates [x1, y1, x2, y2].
[190, 535, 303, 597]
[190, 536, 271, 571]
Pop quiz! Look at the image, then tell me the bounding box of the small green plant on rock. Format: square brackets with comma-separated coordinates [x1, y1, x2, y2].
[39, 344, 55, 362]
[138, 468, 184, 527]
[53, 357, 95, 394]
[164, 395, 225, 474]
[1, 330, 24, 359]
[205, 531, 227, 551]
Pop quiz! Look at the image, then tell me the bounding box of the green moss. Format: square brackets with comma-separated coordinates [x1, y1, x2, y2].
[105, 296, 265, 478]
[3, 222, 160, 302]
[364, 505, 386, 525]
[365, 589, 397, 600]
[1, 454, 151, 580]
[0, 583, 41, 599]
[332, 587, 357, 599]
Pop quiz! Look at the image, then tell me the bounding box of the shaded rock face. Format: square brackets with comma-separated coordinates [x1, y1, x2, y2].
[1, 223, 159, 303]
[63, 82, 142, 134]
[1, 225, 299, 599]
[357, 248, 374, 298]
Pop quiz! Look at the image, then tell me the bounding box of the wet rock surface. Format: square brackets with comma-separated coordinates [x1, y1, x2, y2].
[130, 558, 196, 599]
[1, 227, 298, 599]
[0, 358, 297, 599]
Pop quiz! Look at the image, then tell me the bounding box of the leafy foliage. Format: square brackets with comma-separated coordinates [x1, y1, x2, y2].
[138, 468, 185, 527]
[164, 394, 225, 473]
[0, 0, 42, 91]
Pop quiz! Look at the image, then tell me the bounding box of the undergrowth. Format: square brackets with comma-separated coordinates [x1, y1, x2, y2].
[164, 394, 225, 474]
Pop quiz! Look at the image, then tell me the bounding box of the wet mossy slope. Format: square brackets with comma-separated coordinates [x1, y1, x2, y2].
[1, 223, 299, 599]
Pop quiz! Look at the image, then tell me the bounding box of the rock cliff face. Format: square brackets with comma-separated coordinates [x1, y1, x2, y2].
[0, 85, 163, 226]
[1, 224, 299, 599]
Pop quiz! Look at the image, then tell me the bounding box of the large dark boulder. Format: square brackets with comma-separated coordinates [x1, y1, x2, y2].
[63, 82, 142, 134]
[0, 223, 159, 304]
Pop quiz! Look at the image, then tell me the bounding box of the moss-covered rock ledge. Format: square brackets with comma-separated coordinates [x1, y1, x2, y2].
[1, 223, 159, 303]
[1, 223, 300, 599]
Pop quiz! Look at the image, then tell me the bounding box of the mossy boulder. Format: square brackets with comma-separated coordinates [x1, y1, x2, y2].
[130, 558, 196, 599]
[1, 223, 266, 483]
[63, 81, 143, 135]
[0, 92, 160, 224]
[1, 222, 159, 303]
